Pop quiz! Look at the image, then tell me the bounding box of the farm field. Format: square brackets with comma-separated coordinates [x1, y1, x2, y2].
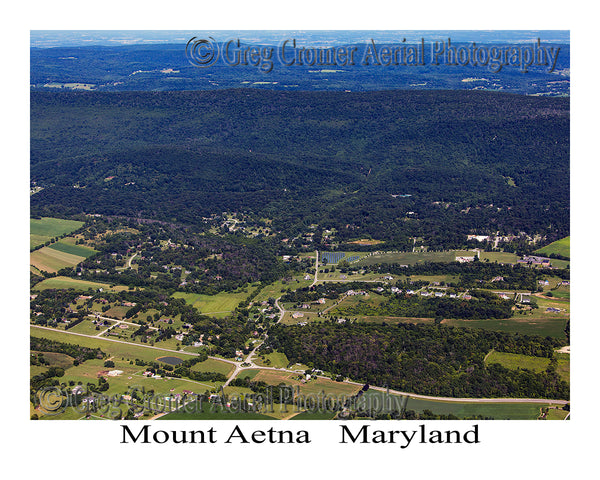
[47, 238, 97, 257]
[31, 246, 88, 273]
[32, 276, 128, 292]
[30, 217, 84, 248]
[535, 236, 570, 258]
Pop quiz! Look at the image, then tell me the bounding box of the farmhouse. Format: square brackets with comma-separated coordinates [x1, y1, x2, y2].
[467, 235, 490, 242]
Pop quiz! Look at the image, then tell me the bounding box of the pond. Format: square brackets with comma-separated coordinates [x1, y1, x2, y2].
[157, 356, 184, 365]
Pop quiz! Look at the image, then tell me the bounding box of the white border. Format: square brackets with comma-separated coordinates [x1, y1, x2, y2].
[7, 1, 598, 477]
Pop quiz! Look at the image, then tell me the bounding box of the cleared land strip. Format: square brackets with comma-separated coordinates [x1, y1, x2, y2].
[30, 325, 568, 406]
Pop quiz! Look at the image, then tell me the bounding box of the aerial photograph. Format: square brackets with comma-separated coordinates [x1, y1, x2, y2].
[29, 29, 571, 423]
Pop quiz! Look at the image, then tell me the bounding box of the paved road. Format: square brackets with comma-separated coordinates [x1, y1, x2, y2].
[127, 252, 137, 268]
[31, 324, 569, 406]
[311, 250, 319, 286]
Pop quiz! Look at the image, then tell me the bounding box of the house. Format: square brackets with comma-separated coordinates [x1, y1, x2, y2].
[492, 276, 505, 282]
[546, 307, 561, 313]
[292, 312, 304, 319]
[467, 235, 489, 242]
[391, 287, 401, 294]
[317, 298, 326, 304]
[456, 256, 475, 263]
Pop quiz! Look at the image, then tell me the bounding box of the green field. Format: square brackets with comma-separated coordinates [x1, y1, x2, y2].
[362, 390, 563, 419]
[31, 351, 75, 370]
[173, 286, 258, 316]
[535, 236, 570, 259]
[32, 276, 127, 292]
[190, 358, 235, 377]
[443, 316, 568, 339]
[253, 351, 291, 369]
[480, 251, 520, 264]
[30, 217, 84, 248]
[485, 351, 570, 383]
[47, 239, 97, 258]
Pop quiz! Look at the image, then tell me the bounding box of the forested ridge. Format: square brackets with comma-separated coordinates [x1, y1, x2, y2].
[31, 89, 569, 246]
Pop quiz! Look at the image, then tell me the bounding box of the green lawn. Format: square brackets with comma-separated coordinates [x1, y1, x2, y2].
[535, 236, 570, 259]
